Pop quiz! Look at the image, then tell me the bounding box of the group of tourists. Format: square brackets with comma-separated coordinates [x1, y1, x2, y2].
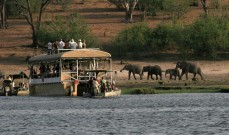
[47, 39, 87, 54]
[30, 63, 60, 79]
[88, 76, 115, 96]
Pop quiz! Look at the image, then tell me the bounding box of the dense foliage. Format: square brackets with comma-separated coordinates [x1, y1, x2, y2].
[110, 23, 151, 58]
[180, 16, 229, 59]
[111, 16, 229, 59]
[162, 0, 190, 19]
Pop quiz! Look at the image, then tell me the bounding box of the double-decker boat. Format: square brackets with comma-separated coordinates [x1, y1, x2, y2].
[27, 49, 121, 97]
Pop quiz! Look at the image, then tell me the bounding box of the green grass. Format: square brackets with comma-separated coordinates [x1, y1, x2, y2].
[121, 87, 229, 94]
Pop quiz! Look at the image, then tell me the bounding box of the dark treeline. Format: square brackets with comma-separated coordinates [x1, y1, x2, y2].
[108, 16, 229, 60]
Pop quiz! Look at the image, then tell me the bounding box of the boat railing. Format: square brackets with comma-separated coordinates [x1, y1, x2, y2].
[30, 73, 60, 79]
[62, 71, 96, 83]
[57, 48, 100, 53]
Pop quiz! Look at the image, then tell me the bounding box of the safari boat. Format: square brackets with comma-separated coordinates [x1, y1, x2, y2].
[27, 49, 121, 97]
[0, 72, 29, 96]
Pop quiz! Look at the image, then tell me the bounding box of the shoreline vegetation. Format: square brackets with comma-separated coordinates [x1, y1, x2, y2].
[121, 86, 229, 95]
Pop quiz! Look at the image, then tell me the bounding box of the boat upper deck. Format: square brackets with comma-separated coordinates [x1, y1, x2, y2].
[28, 49, 111, 64]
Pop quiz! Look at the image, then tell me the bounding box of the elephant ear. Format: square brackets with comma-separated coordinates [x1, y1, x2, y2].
[181, 61, 189, 69]
[126, 64, 131, 68]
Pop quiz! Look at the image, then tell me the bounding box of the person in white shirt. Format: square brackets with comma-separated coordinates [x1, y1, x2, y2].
[59, 39, 65, 49]
[69, 39, 78, 49]
[47, 41, 53, 55]
[78, 39, 83, 49]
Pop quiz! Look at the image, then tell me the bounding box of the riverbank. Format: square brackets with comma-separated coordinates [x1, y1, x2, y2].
[1, 55, 229, 94]
[121, 86, 229, 94]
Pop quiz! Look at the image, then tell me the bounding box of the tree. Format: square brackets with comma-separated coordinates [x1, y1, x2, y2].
[200, 0, 208, 15]
[14, 0, 51, 47]
[123, 0, 139, 23]
[0, 0, 7, 29]
[162, 0, 190, 19]
[138, 0, 163, 20]
[108, 0, 139, 23]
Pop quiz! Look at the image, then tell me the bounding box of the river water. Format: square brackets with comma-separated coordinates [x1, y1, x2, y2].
[0, 93, 229, 135]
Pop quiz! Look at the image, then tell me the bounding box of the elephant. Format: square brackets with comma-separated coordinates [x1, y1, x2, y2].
[165, 68, 180, 80]
[120, 64, 143, 80]
[175, 61, 204, 80]
[142, 65, 162, 80]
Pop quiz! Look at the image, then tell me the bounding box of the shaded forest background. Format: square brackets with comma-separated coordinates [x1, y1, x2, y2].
[1, 0, 229, 60]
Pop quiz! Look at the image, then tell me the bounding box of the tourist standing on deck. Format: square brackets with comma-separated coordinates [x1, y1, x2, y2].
[59, 39, 65, 49]
[64, 40, 69, 49]
[52, 41, 59, 54]
[47, 41, 53, 55]
[82, 39, 87, 48]
[69, 39, 78, 49]
[78, 39, 83, 49]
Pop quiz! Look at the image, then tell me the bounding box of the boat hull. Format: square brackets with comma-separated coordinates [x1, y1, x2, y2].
[83, 89, 121, 98]
[29, 83, 71, 96]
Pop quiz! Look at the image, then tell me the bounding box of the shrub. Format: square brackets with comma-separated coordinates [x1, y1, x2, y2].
[180, 16, 229, 59]
[148, 23, 184, 52]
[162, 0, 190, 19]
[134, 88, 155, 94]
[111, 23, 151, 58]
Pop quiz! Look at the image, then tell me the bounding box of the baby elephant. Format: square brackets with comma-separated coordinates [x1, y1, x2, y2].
[165, 69, 180, 80]
[143, 65, 162, 80]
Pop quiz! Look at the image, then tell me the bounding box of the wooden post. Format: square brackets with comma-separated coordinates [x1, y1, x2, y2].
[72, 80, 79, 96]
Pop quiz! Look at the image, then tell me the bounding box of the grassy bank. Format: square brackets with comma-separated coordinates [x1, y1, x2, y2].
[121, 86, 229, 94]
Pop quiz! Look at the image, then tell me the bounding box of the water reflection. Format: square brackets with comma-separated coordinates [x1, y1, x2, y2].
[0, 93, 229, 134]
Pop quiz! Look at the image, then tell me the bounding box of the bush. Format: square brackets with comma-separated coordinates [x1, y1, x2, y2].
[134, 88, 155, 94]
[148, 23, 184, 52]
[180, 16, 229, 59]
[37, 13, 98, 48]
[162, 0, 190, 19]
[110, 23, 151, 58]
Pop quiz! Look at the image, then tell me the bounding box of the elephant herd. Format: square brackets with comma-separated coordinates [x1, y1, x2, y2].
[120, 61, 204, 81]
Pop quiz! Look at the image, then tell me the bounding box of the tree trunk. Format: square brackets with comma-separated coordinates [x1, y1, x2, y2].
[200, 0, 208, 15]
[143, 4, 148, 21]
[14, 0, 50, 47]
[31, 25, 38, 48]
[26, 0, 38, 47]
[0, 0, 7, 29]
[125, 9, 134, 23]
[123, 0, 139, 23]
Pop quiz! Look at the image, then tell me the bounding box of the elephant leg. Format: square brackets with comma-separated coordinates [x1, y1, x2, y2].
[198, 71, 204, 80]
[174, 75, 176, 80]
[185, 73, 188, 80]
[151, 74, 154, 80]
[170, 74, 172, 80]
[200, 74, 204, 80]
[147, 73, 149, 80]
[180, 71, 185, 80]
[133, 72, 137, 80]
[156, 75, 158, 80]
[160, 75, 162, 80]
[128, 72, 131, 80]
[193, 73, 196, 79]
[140, 74, 142, 80]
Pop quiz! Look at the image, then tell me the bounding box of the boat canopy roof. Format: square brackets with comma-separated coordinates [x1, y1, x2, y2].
[28, 49, 111, 64]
